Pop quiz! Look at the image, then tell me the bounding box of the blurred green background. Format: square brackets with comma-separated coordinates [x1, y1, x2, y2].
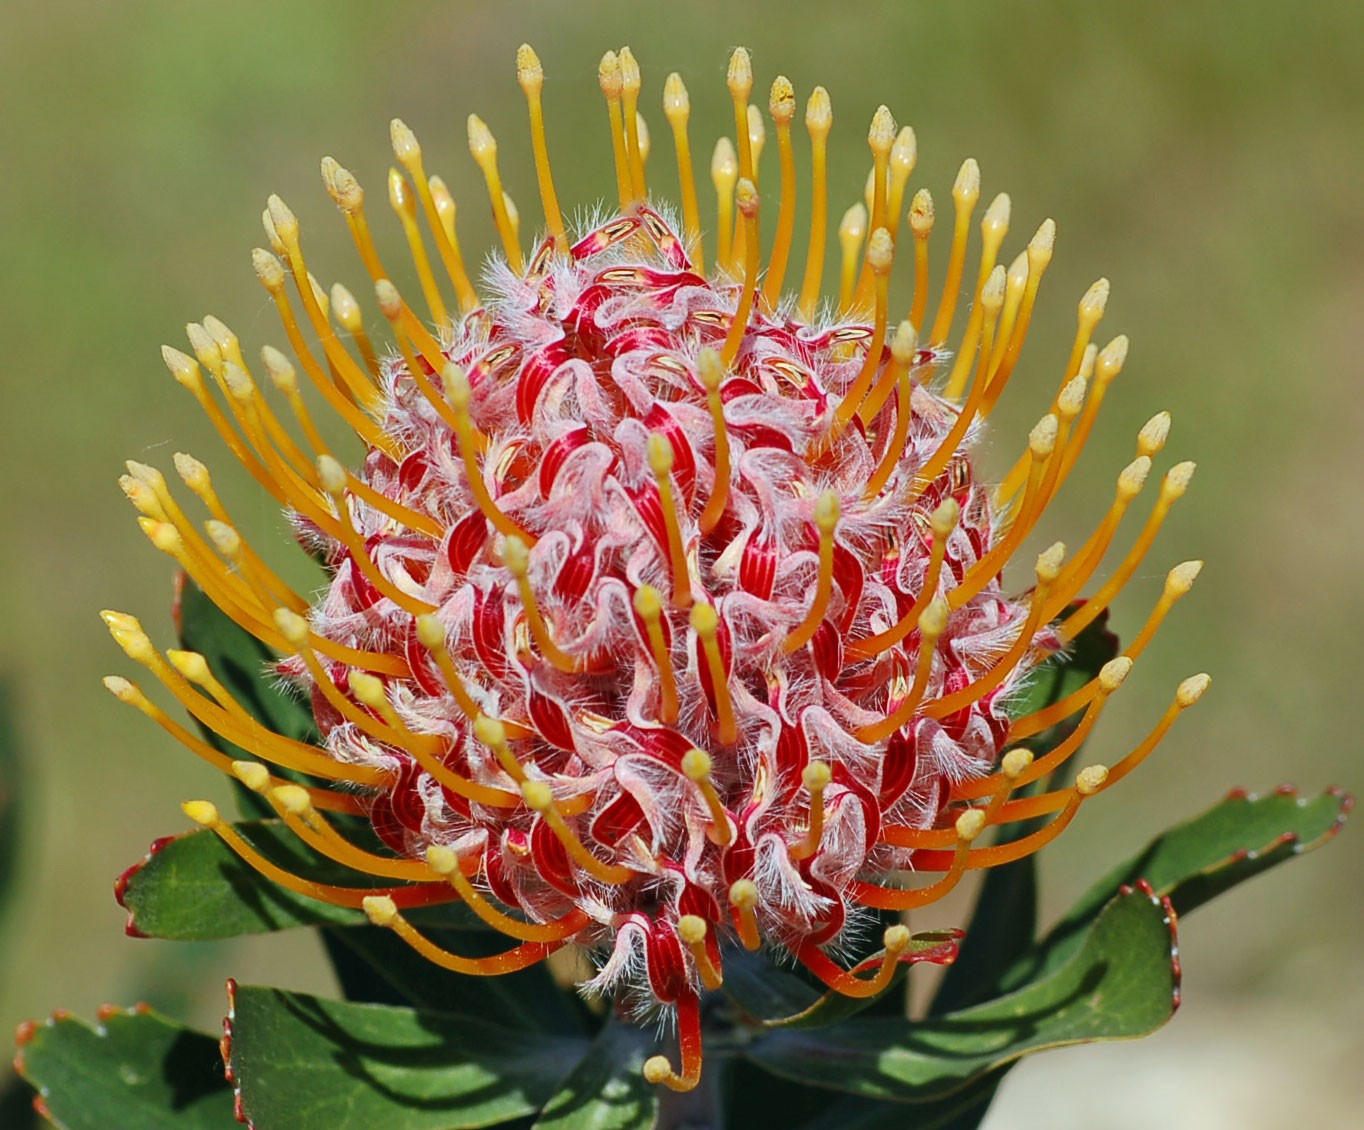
[1, 1, 1360, 1125]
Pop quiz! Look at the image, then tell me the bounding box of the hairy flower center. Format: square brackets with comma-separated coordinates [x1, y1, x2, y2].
[302, 207, 1030, 978]
[104, 42, 1209, 1095]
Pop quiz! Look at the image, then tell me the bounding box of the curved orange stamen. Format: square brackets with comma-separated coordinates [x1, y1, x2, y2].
[366, 896, 583, 974]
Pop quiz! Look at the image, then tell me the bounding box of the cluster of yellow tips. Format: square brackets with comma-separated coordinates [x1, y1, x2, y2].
[100, 43, 1213, 1095]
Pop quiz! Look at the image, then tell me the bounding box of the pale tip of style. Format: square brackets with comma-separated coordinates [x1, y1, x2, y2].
[1099, 656, 1134, 692]
[362, 895, 398, 927]
[726, 47, 753, 97]
[955, 808, 987, 841]
[1076, 765, 1109, 795]
[769, 75, 795, 122]
[1176, 673, 1212, 707]
[1036, 541, 1067, 583]
[953, 158, 981, 202]
[182, 800, 219, 828]
[516, 44, 543, 90]
[805, 86, 832, 133]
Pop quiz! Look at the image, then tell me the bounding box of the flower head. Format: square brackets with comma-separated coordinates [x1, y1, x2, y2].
[104, 44, 1207, 1091]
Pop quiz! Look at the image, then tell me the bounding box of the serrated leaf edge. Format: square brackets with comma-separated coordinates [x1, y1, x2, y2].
[13, 1002, 200, 1130]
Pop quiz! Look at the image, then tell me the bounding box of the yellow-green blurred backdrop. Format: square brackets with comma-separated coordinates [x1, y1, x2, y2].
[1, 2, 1360, 1126]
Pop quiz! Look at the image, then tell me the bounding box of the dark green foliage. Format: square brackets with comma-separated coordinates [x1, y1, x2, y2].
[13, 1007, 235, 1130]
[743, 886, 1178, 1103]
[530, 1017, 658, 1130]
[225, 986, 588, 1130]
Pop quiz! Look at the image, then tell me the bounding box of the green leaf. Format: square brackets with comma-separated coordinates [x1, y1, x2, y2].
[175, 579, 319, 819]
[531, 1016, 657, 1130]
[226, 985, 589, 1130]
[929, 858, 1036, 1017]
[720, 947, 825, 1023]
[115, 813, 545, 945]
[794, 1070, 1004, 1130]
[722, 1054, 842, 1128]
[743, 885, 1178, 1103]
[114, 818, 435, 939]
[1098, 785, 1349, 917]
[117, 812, 534, 948]
[1003, 785, 1353, 989]
[14, 1006, 235, 1130]
[322, 924, 593, 1037]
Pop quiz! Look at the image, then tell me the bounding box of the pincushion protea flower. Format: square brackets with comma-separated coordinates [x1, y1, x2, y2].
[101, 44, 1210, 1092]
